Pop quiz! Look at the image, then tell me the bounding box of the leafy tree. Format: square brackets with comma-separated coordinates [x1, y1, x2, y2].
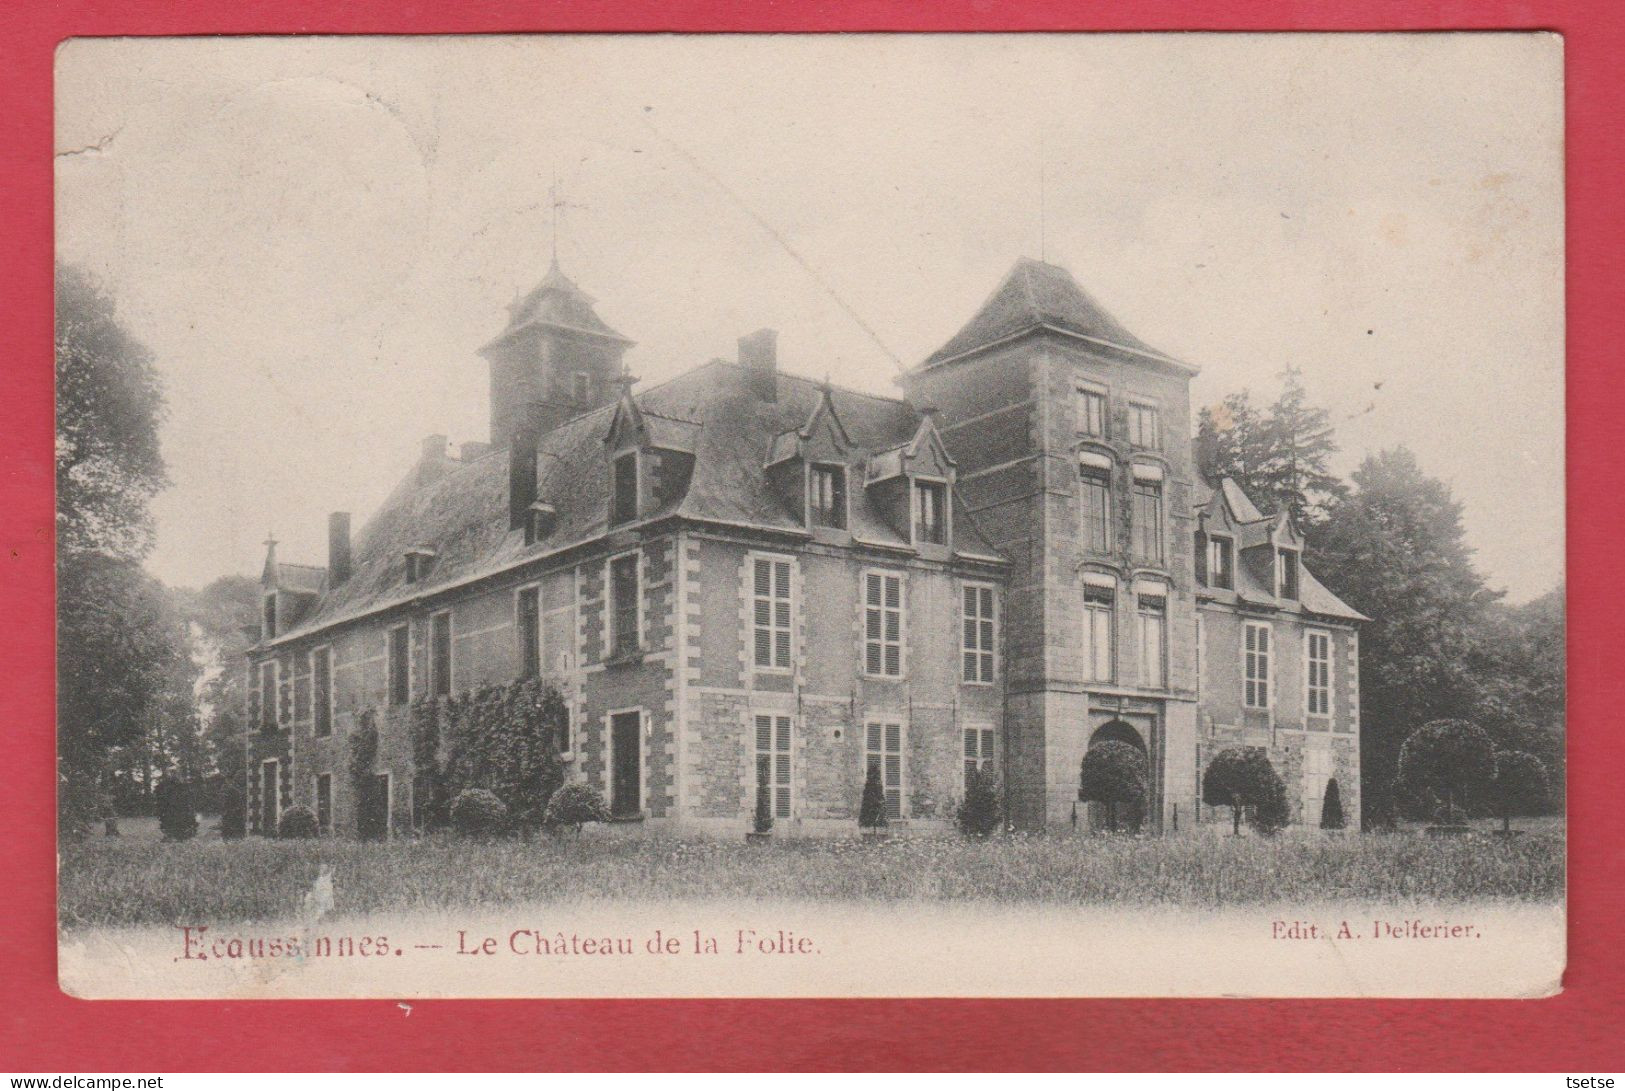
[1396, 719, 1497, 824]
[56, 264, 168, 561]
[858, 762, 888, 831]
[1078, 741, 1147, 832]
[1196, 391, 1273, 501]
[956, 765, 1001, 838]
[1196, 368, 1346, 529]
[1468, 585, 1566, 810]
[753, 778, 774, 835]
[1202, 746, 1285, 835]
[1314, 449, 1502, 826]
[543, 782, 609, 836]
[1490, 750, 1549, 834]
[1319, 777, 1346, 830]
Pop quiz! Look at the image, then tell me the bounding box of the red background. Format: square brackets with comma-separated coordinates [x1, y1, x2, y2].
[3, 1, 1620, 1072]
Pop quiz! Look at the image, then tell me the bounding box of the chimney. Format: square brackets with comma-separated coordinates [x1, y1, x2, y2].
[418, 434, 449, 485]
[328, 512, 352, 585]
[509, 424, 538, 531]
[740, 328, 778, 402]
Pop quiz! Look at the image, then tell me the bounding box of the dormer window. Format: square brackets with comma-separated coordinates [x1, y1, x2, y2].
[810, 464, 847, 529]
[1127, 401, 1161, 450]
[1209, 536, 1235, 590]
[914, 480, 947, 545]
[404, 548, 436, 583]
[611, 451, 638, 525]
[524, 501, 557, 546]
[262, 593, 277, 639]
[1277, 548, 1300, 600]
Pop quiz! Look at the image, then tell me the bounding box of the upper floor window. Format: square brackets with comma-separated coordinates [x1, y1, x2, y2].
[1244, 621, 1271, 709]
[810, 464, 847, 529]
[313, 646, 333, 738]
[1131, 478, 1165, 564]
[752, 556, 793, 670]
[516, 586, 541, 678]
[1209, 536, 1235, 590]
[1083, 581, 1115, 683]
[1127, 402, 1161, 449]
[429, 610, 453, 698]
[387, 624, 410, 706]
[609, 551, 641, 658]
[1080, 463, 1112, 554]
[962, 583, 996, 684]
[611, 452, 638, 525]
[1137, 592, 1167, 689]
[262, 594, 277, 639]
[1306, 629, 1332, 716]
[863, 571, 904, 677]
[1076, 385, 1107, 438]
[260, 661, 277, 729]
[914, 480, 947, 545]
[1277, 548, 1300, 600]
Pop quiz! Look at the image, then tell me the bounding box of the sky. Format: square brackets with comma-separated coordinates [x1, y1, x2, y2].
[55, 33, 1564, 601]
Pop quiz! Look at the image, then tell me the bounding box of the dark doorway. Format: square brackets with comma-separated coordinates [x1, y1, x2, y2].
[259, 760, 279, 836]
[610, 711, 642, 818]
[358, 772, 390, 841]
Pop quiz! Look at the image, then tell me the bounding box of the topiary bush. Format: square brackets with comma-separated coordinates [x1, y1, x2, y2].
[1203, 747, 1285, 836]
[451, 788, 510, 839]
[278, 804, 319, 840]
[1490, 749, 1548, 834]
[1078, 741, 1148, 833]
[218, 776, 246, 841]
[753, 778, 773, 835]
[543, 782, 609, 836]
[1250, 769, 1291, 836]
[154, 779, 198, 842]
[957, 765, 1001, 838]
[1319, 777, 1346, 830]
[1397, 719, 1496, 824]
[858, 761, 888, 831]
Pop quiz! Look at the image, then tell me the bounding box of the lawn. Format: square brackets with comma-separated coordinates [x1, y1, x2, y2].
[58, 824, 1564, 928]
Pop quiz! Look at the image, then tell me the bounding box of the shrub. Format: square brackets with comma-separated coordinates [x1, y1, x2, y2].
[278, 805, 319, 840]
[1078, 741, 1148, 832]
[957, 766, 1001, 838]
[1397, 719, 1496, 824]
[753, 779, 773, 834]
[1202, 747, 1284, 836]
[451, 788, 510, 838]
[543, 782, 609, 836]
[154, 780, 198, 842]
[1319, 778, 1346, 830]
[218, 777, 247, 840]
[419, 678, 568, 833]
[1491, 750, 1548, 833]
[858, 762, 888, 830]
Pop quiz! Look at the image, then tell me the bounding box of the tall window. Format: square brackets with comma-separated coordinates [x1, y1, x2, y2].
[863, 572, 904, 677]
[963, 726, 996, 783]
[1209, 536, 1234, 590]
[914, 480, 947, 545]
[1277, 548, 1300, 600]
[610, 552, 640, 657]
[313, 646, 332, 738]
[1137, 593, 1167, 689]
[752, 557, 793, 670]
[865, 721, 903, 819]
[314, 773, 332, 836]
[962, 584, 996, 683]
[262, 594, 277, 639]
[1132, 479, 1164, 564]
[1244, 622, 1271, 709]
[1302, 744, 1332, 824]
[1306, 630, 1332, 716]
[611, 452, 638, 525]
[259, 661, 277, 729]
[1080, 465, 1112, 554]
[387, 624, 409, 706]
[810, 464, 846, 529]
[1083, 582, 1114, 682]
[517, 586, 541, 678]
[755, 714, 792, 820]
[429, 611, 452, 698]
[1077, 385, 1106, 437]
[1127, 402, 1161, 449]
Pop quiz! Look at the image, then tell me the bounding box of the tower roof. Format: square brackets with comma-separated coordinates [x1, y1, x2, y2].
[918, 257, 1192, 372]
[480, 258, 634, 354]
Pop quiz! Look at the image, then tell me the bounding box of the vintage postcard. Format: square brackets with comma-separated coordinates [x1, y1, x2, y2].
[54, 32, 1565, 999]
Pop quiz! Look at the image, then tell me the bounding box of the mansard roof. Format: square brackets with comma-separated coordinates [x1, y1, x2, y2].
[918, 257, 1193, 372]
[481, 258, 634, 353]
[266, 362, 1004, 646]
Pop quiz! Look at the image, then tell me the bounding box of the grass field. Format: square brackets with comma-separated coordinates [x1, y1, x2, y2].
[59, 823, 1564, 928]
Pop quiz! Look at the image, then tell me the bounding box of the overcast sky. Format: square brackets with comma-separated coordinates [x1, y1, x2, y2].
[55, 33, 1563, 601]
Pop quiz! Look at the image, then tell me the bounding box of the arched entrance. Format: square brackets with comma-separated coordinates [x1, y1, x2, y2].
[1080, 720, 1149, 832]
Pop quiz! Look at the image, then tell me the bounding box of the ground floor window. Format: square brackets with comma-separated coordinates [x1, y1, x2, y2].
[1302, 744, 1333, 824]
[314, 773, 332, 835]
[865, 721, 904, 820]
[963, 726, 996, 785]
[755, 714, 792, 819]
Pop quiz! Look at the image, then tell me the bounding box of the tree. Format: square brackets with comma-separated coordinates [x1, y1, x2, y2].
[858, 762, 888, 831]
[543, 782, 610, 836]
[1490, 750, 1549, 834]
[1196, 369, 1346, 530]
[1202, 747, 1286, 835]
[1468, 585, 1566, 811]
[1314, 448, 1502, 826]
[1077, 741, 1147, 832]
[56, 264, 168, 561]
[1396, 719, 1497, 824]
[153, 779, 197, 842]
[1319, 777, 1346, 830]
[957, 766, 1001, 838]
